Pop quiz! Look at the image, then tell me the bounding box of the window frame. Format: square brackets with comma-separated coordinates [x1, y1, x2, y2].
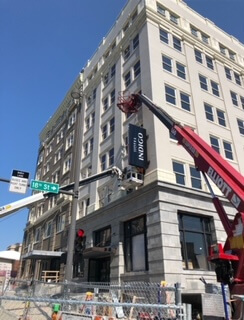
[178, 212, 214, 271]
[159, 28, 169, 44]
[173, 36, 182, 51]
[204, 103, 214, 122]
[172, 161, 185, 185]
[194, 49, 203, 63]
[124, 215, 148, 272]
[176, 62, 186, 79]
[162, 55, 172, 72]
[165, 85, 176, 105]
[210, 135, 220, 153]
[199, 74, 208, 91]
[180, 92, 191, 111]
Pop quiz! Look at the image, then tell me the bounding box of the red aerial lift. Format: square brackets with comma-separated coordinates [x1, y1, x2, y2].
[117, 92, 244, 317]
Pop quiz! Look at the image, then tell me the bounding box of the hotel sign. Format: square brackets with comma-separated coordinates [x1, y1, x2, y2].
[128, 124, 148, 169]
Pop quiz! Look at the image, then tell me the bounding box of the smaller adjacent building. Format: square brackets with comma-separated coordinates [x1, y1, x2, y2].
[0, 243, 22, 292]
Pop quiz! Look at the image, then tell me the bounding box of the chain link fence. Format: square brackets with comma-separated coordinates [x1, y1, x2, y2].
[0, 279, 184, 320]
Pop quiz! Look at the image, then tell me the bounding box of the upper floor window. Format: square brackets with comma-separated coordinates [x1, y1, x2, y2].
[173, 36, 182, 51]
[204, 103, 214, 121]
[110, 117, 115, 133]
[109, 148, 114, 166]
[195, 49, 203, 63]
[162, 55, 172, 72]
[210, 135, 220, 153]
[124, 45, 130, 60]
[101, 154, 107, 171]
[84, 142, 89, 157]
[124, 71, 131, 88]
[157, 4, 166, 16]
[103, 97, 109, 111]
[34, 228, 41, 243]
[133, 34, 139, 49]
[216, 109, 226, 127]
[159, 28, 169, 44]
[66, 131, 74, 150]
[211, 80, 220, 97]
[44, 221, 52, 238]
[237, 119, 244, 135]
[63, 154, 72, 174]
[93, 88, 96, 100]
[191, 26, 198, 37]
[229, 51, 236, 61]
[201, 33, 209, 44]
[134, 60, 141, 78]
[172, 161, 185, 185]
[199, 75, 208, 91]
[111, 64, 116, 78]
[56, 214, 65, 233]
[210, 136, 233, 160]
[223, 141, 233, 160]
[110, 89, 115, 104]
[103, 72, 109, 86]
[165, 85, 176, 105]
[241, 96, 244, 109]
[91, 112, 95, 126]
[219, 44, 226, 55]
[68, 110, 76, 129]
[225, 67, 232, 80]
[190, 166, 202, 189]
[102, 124, 108, 140]
[204, 104, 226, 127]
[57, 128, 64, 143]
[90, 137, 94, 152]
[176, 62, 186, 79]
[206, 56, 214, 70]
[37, 152, 44, 165]
[170, 13, 179, 24]
[180, 92, 190, 111]
[230, 91, 238, 106]
[234, 72, 241, 86]
[52, 170, 60, 184]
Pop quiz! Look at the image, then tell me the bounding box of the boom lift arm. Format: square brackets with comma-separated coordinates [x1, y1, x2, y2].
[117, 92, 244, 293]
[0, 166, 123, 219]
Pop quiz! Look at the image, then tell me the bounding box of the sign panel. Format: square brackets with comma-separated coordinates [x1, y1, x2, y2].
[9, 170, 29, 194]
[128, 124, 148, 169]
[30, 180, 59, 194]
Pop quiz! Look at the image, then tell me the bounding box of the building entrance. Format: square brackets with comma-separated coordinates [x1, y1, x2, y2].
[88, 258, 110, 282]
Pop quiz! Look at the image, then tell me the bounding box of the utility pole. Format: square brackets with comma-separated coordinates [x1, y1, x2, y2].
[65, 88, 83, 281]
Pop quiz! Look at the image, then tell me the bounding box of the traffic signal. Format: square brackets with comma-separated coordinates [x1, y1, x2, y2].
[74, 229, 86, 253]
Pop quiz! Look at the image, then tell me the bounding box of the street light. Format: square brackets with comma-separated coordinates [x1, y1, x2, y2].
[65, 88, 83, 281]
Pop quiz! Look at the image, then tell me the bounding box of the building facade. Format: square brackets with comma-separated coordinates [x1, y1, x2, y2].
[20, 0, 244, 312]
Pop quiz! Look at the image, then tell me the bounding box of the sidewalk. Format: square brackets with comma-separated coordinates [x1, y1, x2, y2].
[0, 300, 53, 320]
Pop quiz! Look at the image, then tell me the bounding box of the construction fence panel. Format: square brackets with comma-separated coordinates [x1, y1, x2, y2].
[0, 279, 184, 320]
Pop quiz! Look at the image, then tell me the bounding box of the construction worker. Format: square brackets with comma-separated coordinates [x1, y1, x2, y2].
[51, 304, 61, 320]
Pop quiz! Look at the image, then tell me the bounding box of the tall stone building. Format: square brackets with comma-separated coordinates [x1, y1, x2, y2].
[20, 0, 244, 311]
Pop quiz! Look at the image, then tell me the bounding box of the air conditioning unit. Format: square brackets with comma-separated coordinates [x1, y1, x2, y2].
[121, 166, 144, 188]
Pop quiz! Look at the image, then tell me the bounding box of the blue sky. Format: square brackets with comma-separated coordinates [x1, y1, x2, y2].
[0, 0, 243, 251]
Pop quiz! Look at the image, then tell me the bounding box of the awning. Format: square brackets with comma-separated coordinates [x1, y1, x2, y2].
[22, 250, 64, 260]
[82, 247, 113, 259]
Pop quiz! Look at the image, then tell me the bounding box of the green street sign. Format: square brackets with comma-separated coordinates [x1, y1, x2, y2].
[30, 180, 60, 194]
